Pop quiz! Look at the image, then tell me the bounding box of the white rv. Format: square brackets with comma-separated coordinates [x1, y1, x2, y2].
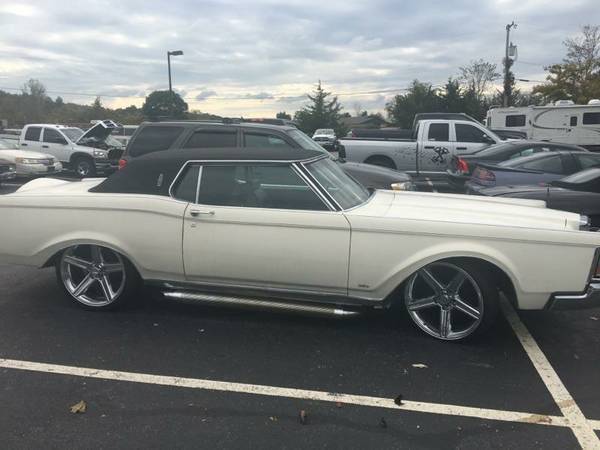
[486, 100, 600, 151]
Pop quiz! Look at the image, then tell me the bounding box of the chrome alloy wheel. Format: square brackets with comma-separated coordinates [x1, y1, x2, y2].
[59, 245, 126, 307]
[404, 262, 484, 340]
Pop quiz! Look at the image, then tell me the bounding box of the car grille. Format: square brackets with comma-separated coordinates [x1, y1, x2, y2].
[38, 159, 52, 165]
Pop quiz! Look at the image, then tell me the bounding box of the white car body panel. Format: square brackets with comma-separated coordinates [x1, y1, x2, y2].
[0, 180, 599, 311]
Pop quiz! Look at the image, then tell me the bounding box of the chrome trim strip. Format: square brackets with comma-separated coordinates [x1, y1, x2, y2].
[291, 163, 336, 211]
[194, 165, 203, 204]
[295, 162, 343, 211]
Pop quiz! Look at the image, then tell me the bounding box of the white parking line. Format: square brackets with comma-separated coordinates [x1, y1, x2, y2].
[0, 357, 569, 428]
[500, 298, 600, 449]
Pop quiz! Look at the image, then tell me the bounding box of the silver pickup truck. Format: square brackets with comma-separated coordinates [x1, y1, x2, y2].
[339, 119, 505, 183]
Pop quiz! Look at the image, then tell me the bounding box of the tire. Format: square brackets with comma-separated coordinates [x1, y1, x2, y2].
[403, 259, 499, 341]
[72, 156, 96, 178]
[55, 244, 140, 310]
[365, 156, 396, 170]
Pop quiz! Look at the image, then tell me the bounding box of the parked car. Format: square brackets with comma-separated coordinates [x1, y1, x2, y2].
[0, 138, 63, 177]
[19, 120, 123, 177]
[312, 128, 336, 150]
[2, 147, 600, 341]
[447, 141, 587, 191]
[0, 158, 16, 185]
[466, 150, 600, 194]
[471, 168, 600, 228]
[119, 120, 415, 191]
[339, 119, 505, 185]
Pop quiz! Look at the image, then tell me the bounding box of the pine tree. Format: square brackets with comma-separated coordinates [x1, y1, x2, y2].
[294, 81, 346, 136]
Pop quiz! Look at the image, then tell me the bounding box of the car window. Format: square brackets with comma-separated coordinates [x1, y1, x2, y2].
[193, 164, 327, 211]
[505, 115, 526, 127]
[455, 124, 491, 143]
[520, 155, 565, 174]
[427, 123, 449, 141]
[128, 126, 184, 157]
[24, 126, 41, 141]
[184, 130, 237, 148]
[576, 154, 600, 170]
[570, 116, 578, 126]
[583, 112, 600, 125]
[172, 164, 201, 202]
[508, 146, 548, 159]
[244, 133, 293, 149]
[43, 128, 67, 144]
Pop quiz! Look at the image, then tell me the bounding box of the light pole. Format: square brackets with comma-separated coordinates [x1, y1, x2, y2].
[167, 50, 184, 94]
[503, 22, 517, 107]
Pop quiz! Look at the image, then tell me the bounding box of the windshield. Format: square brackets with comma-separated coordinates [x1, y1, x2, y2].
[499, 153, 547, 167]
[471, 142, 518, 156]
[62, 127, 84, 142]
[305, 157, 370, 209]
[287, 129, 329, 154]
[556, 168, 600, 184]
[0, 139, 18, 149]
[315, 129, 334, 135]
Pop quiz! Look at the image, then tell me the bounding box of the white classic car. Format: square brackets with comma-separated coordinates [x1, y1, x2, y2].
[0, 147, 599, 341]
[0, 138, 63, 176]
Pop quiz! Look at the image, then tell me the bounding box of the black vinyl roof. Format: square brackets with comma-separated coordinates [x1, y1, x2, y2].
[90, 147, 324, 196]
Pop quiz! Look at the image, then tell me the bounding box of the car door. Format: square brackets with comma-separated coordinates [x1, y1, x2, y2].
[41, 128, 70, 162]
[175, 161, 351, 295]
[419, 122, 455, 174]
[20, 126, 42, 152]
[454, 123, 496, 154]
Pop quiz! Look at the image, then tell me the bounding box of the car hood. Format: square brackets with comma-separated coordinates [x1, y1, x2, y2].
[77, 120, 121, 144]
[0, 149, 55, 161]
[346, 190, 581, 231]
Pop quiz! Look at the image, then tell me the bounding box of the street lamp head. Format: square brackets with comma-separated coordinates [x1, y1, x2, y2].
[168, 50, 184, 56]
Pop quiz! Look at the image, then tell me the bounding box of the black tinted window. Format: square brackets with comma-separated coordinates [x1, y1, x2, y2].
[583, 113, 600, 125]
[520, 155, 565, 174]
[576, 154, 600, 170]
[244, 133, 292, 148]
[197, 164, 326, 211]
[570, 116, 578, 126]
[505, 115, 526, 127]
[43, 128, 67, 144]
[455, 124, 491, 143]
[184, 130, 237, 148]
[427, 123, 449, 141]
[172, 165, 200, 202]
[128, 126, 183, 157]
[24, 126, 41, 141]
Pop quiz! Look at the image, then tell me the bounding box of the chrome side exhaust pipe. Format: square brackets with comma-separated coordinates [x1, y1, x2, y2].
[163, 291, 361, 318]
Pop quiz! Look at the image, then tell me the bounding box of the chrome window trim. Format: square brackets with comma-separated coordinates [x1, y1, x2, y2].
[194, 165, 203, 204]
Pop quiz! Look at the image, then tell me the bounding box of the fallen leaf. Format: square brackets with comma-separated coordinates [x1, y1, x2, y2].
[411, 363, 428, 369]
[590, 316, 599, 321]
[70, 400, 86, 414]
[299, 410, 307, 425]
[269, 416, 278, 422]
[335, 402, 343, 408]
[394, 395, 403, 406]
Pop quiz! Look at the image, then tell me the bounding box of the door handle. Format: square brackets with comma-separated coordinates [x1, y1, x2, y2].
[190, 209, 215, 217]
[456, 147, 467, 150]
[21, 143, 27, 146]
[424, 146, 434, 149]
[42, 145, 49, 148]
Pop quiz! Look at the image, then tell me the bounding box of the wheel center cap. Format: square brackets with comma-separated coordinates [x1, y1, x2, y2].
[437, 293, 453, 307]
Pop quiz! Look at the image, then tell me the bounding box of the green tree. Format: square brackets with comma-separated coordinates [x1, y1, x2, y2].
[533, 25, 600, 103]
[459, 59, 500, 101]
[385, 80, 441, 127]
[293, 81, 346, 136]
[142, 90, 188, 120]
[276, 111, 291, 120]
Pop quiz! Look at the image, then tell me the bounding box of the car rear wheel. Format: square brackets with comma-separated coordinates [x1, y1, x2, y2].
[73, 156, 96, 178]
[404, 260, 499, 341]
[56, 244, 139, 310]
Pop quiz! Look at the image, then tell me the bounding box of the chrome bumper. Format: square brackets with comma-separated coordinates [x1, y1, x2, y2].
[547, 283, 600, 310]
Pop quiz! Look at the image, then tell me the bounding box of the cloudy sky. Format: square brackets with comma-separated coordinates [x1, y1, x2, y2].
[0, 0, 596, 117]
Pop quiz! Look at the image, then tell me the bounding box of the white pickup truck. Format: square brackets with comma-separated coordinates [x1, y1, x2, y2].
[339, 119, 505, 182]
[19, 120, 123, 177]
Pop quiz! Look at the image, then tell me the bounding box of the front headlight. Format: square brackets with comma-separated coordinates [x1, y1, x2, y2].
[93, 150, 108, 159]
[15, 157, 42, 164]
[391, 181, 417, 191]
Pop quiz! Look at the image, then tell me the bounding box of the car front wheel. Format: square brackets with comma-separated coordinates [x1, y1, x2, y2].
[56, 244, 139, 310]
[404, 260, 499, 341]
[73, 156, 96, 178]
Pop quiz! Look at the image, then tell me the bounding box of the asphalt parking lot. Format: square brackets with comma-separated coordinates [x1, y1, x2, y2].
[1, 178, 600, 449]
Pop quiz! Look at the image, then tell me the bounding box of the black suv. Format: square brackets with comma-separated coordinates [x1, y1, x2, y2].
[118, 120, 414, 191]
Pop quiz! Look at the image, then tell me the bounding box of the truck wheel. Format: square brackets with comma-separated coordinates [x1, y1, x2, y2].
[56, 244, 140, 310]
[365, 156, 396, 170]
[73, 156, 96, 178]
[403, 260, 499, 341]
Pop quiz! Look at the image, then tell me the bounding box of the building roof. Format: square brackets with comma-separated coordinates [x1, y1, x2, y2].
[341, 116, 388, 128]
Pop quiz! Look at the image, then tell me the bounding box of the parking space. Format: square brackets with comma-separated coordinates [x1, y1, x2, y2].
[1, 262, 599, 448]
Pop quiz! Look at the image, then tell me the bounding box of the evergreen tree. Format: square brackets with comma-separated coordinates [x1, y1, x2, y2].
[293, 81, 346, 136]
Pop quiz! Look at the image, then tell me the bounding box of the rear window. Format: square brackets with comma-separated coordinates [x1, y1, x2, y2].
[427, 123, 449, 141]
[518, 155, 565, 174]
[24, 126, 41, 141]
[128, 126, 183, 157]
[184, 130, 237, 148]
[583, 112, 600, 125]
[244, 133, 292, 149]
[505, 115, 526, 127]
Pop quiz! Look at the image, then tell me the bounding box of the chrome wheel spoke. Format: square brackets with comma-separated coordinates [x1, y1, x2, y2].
[408, 296, 437, 311]
[419, 268, 444, 294]
[72, 273, 95, 297]
[103, 263, 123, 274]
[91, 246, 104, 264]
[64, 255, 93, 271]
[440, 309, 452, 338]
[447, 272, 466, 295]
[454, 297, 482, 320]
[99, 276, 115, 301]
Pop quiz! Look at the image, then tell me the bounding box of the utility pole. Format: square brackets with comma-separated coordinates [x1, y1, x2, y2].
[167, 50, 184, 94]
[503, 22, 517, 107]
